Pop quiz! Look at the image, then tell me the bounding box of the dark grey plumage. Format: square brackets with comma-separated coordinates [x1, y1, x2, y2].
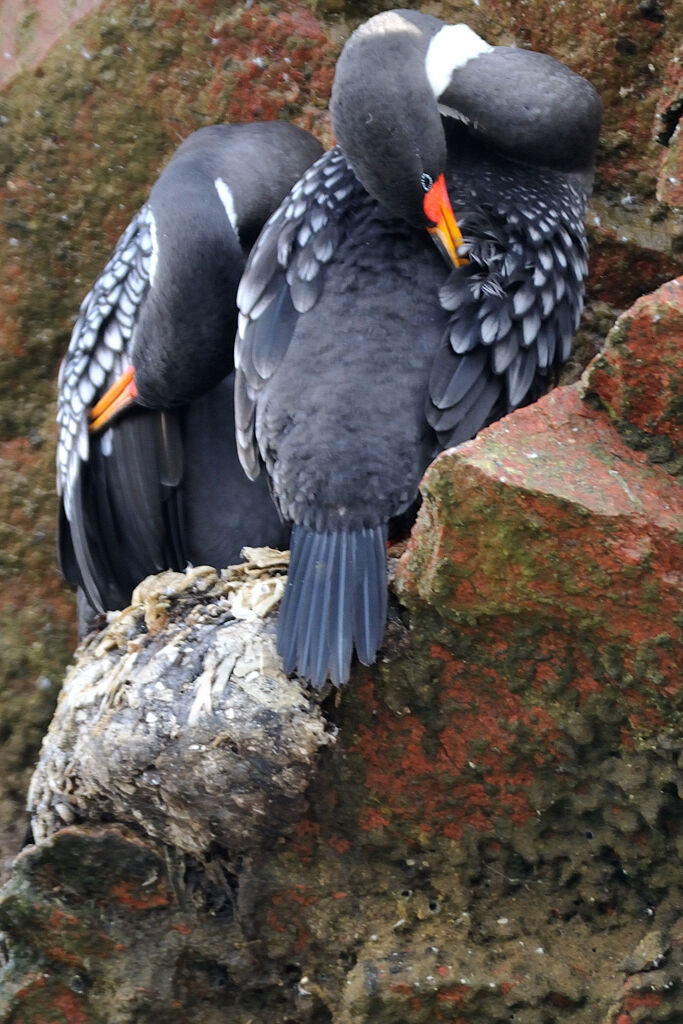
[235, 10, 602, 687]
[57, 122, 323, 630]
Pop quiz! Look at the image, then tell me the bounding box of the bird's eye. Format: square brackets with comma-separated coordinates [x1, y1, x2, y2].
[420, 172, 434, 193]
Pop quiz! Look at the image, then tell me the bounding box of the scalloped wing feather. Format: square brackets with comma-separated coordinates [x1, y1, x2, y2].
[427, 177, 588, 448]
[234, 148, 359, 480]
[56, 205, 155, 519]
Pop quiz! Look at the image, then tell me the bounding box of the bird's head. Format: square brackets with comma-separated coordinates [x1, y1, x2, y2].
[330, 10, 493, 267]
[330, 9, 601, 264]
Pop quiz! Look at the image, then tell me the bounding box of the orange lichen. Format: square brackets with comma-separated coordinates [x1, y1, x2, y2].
[109, 880, 170, 910]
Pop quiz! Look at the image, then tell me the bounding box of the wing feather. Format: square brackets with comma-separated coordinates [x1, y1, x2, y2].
[234, 148, 360, 479]
[428, 172, 588, 448]
[57, 206, 154, 517]
[55, 204, 185, 612]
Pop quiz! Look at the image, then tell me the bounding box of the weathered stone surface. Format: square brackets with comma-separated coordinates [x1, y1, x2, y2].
[0, 825, 264, 1024]
[584, 276, 683, 459]
[397, 384, 681, 649]
[0, 432, 71, 878]
[5, 608, 683, 1023]
[389, 380, 682, 872]
[4, 809, 682, 1022]
[29, 554, 332, 857]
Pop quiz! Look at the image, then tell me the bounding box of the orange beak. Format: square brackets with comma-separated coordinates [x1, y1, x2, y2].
[89, 364, 138, 432]
[423, 173, 468, 269]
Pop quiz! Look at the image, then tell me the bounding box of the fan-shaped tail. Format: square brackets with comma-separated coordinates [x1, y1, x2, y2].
[278, 523, 388, 688]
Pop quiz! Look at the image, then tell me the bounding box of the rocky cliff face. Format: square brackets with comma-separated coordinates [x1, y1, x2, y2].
[0, 1, 681, 1021]
[1, 285, 681, 1021]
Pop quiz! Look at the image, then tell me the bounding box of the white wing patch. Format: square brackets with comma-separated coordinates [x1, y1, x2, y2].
[214, 177, 239, 239]
[425, 23, 493, 100]
[148, 209, 159, 286]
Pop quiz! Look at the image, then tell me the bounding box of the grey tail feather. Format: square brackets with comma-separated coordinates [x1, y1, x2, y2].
[278, 523, 388, 688]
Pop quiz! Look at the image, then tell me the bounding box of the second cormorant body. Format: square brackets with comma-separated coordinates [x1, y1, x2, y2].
[57, 122, 322, 631]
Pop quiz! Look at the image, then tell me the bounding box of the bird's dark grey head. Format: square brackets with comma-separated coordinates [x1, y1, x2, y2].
[330, 9, 450, 228]
[330, 9, 601, 221]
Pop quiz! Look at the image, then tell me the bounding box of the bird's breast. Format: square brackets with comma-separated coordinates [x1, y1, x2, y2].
[255, 214, 450, 529]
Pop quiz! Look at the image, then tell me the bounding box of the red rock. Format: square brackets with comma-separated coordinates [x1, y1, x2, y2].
[397, 384, 681, 658]
[584, 276, 683, 448]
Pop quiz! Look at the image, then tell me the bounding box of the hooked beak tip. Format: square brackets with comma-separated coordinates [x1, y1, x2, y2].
[423, 173, 468, 270]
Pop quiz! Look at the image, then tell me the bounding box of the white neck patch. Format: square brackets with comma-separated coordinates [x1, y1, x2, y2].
[147, 206, 159, 286]
[425, 23, 493, 100]
[214, 176, 239, 239]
